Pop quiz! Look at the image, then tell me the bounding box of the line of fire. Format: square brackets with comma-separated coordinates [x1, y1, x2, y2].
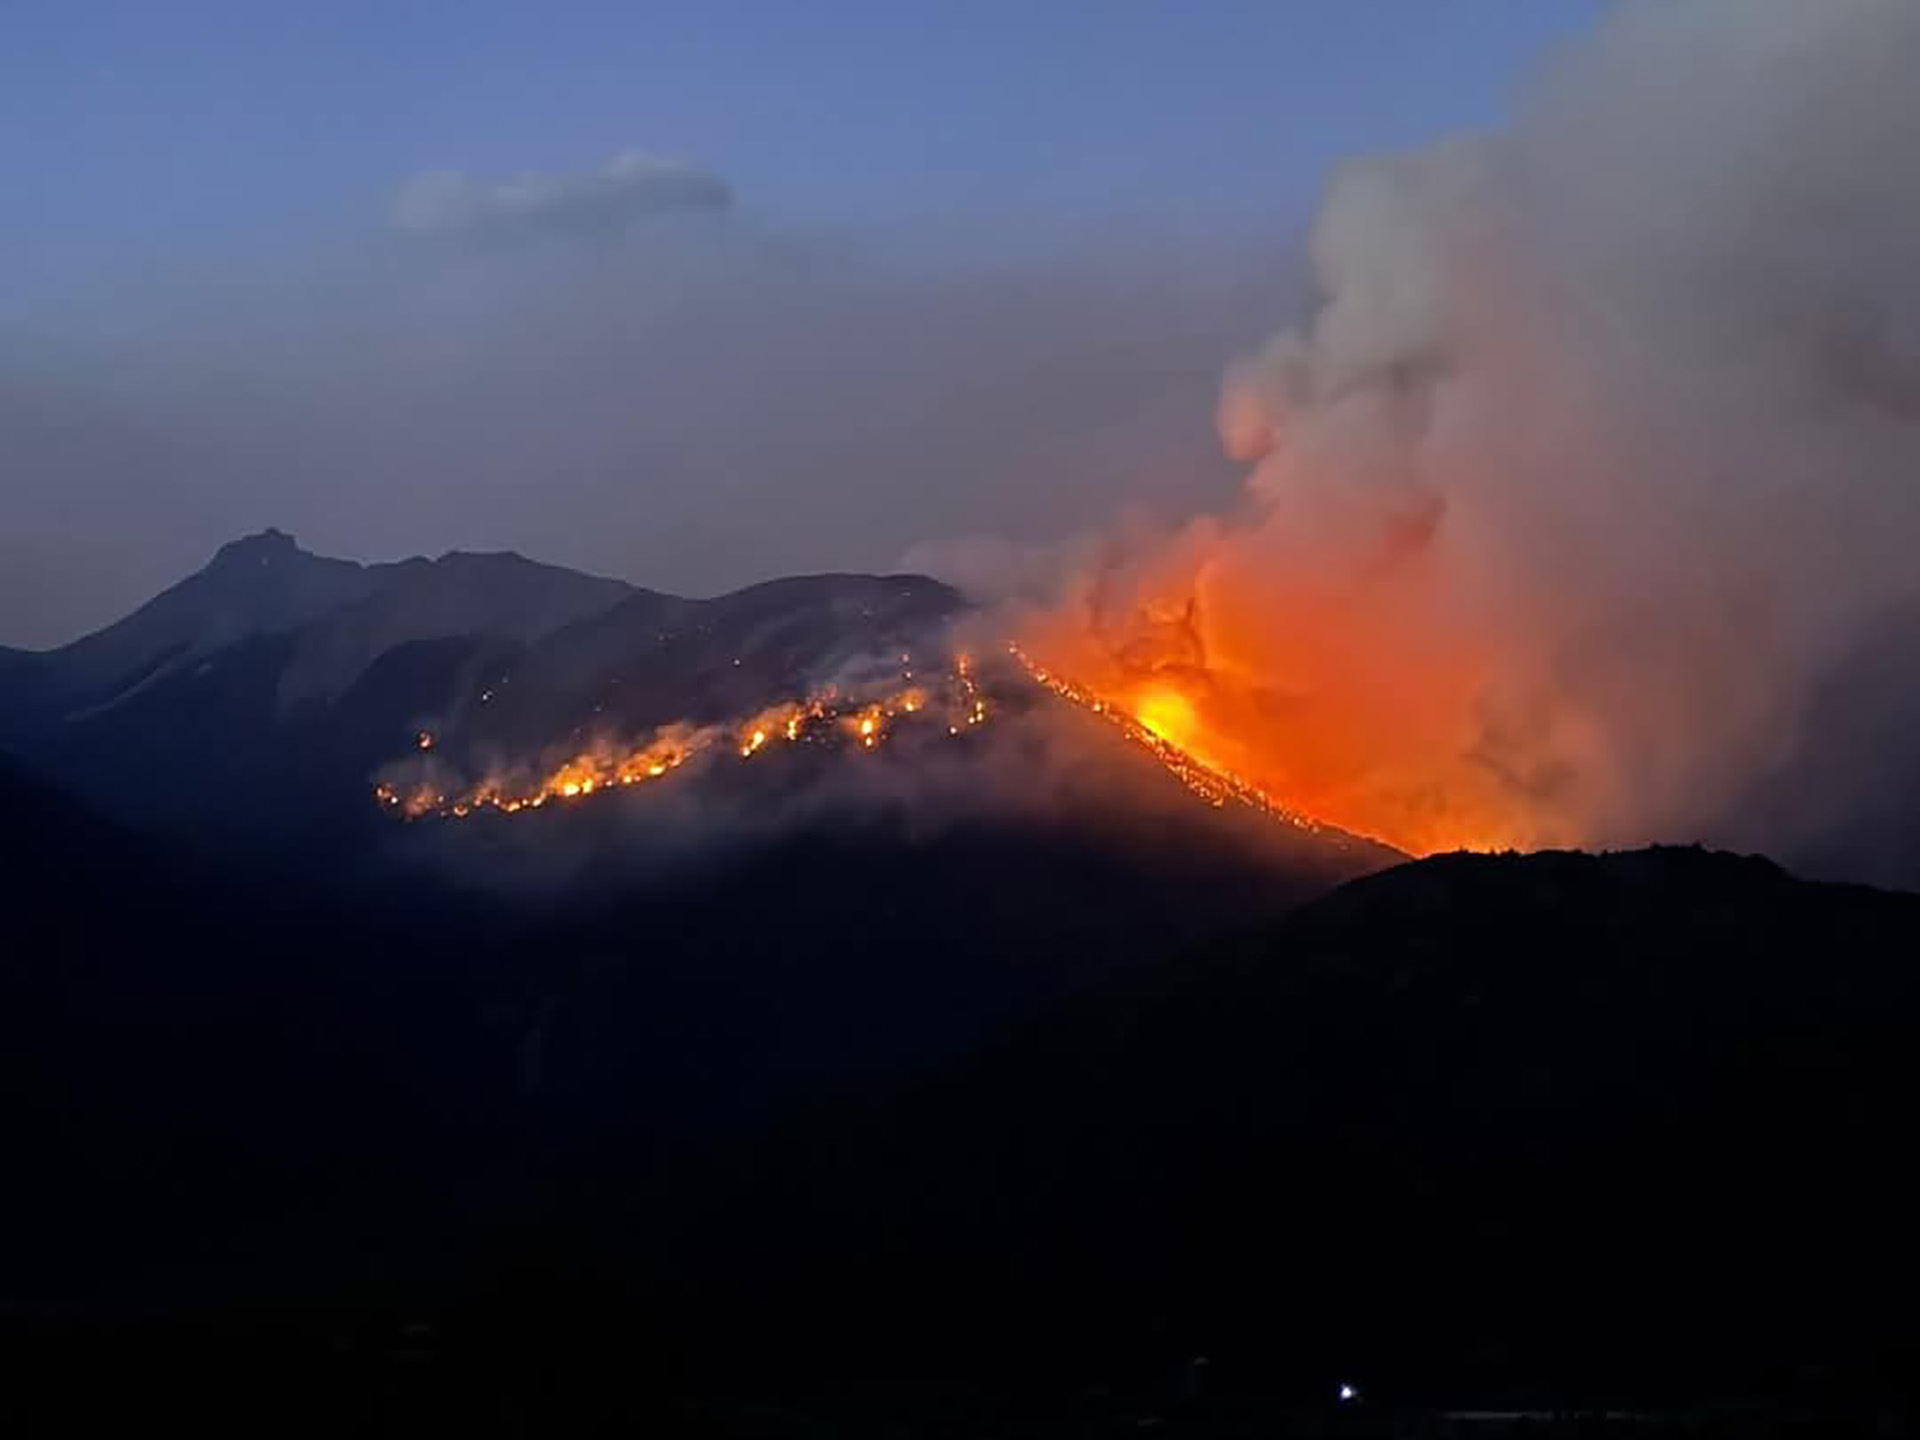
[371, 644, 1349, 840]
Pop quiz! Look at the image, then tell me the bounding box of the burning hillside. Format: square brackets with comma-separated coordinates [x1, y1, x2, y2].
[1011, 595, 1536, 858]
[1007, 645, 1339, 841]
[375, 654, 991, 821]
[371, 643, 1386, 851]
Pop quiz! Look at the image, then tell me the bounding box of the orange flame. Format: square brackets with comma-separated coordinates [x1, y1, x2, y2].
[1008, 645, 1334, 837]
[375, 664, 992, 822]
[374, 642, 1458, 850]
[1013, 582, 1537, 858]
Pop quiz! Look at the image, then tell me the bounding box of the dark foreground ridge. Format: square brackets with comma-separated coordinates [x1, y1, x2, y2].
[635, 847, 1920, 1418]
[4, 826, 1918, 1432]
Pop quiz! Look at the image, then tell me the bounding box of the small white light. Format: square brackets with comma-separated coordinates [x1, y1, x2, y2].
[1337, 1383, 1359, 1404]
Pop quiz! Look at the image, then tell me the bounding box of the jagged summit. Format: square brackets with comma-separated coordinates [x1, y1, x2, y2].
[208, 526, 307, 567]
[12, 534, 644, 714]
[15, 529, 378, 709]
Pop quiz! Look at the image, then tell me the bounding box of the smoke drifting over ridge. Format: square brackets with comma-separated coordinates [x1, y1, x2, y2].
[1003, 0, 1920, 866]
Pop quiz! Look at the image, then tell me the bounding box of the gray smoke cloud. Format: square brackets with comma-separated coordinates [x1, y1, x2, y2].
[1012, 0, 1920, 879]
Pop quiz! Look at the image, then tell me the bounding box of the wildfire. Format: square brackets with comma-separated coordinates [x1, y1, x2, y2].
[1007, 645, 1336, 838]
[375, 663, 987, 822]
[1133, 689, 1197, 748]
[1007, 613, 1529, 856]
[373, 639, 1434, 851]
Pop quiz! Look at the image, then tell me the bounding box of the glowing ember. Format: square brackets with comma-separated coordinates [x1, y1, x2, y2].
[374, 645, 1401, 848]
[374, 663, 992, 822]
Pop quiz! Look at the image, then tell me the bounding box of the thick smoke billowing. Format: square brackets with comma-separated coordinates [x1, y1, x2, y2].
[1016, 0, 1920, 870]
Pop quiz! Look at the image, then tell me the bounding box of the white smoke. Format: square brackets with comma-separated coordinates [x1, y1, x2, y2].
[1068, 0, 1920, 863]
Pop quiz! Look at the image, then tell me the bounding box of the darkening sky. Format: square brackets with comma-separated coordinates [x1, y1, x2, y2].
[2, 0, 1606, 648]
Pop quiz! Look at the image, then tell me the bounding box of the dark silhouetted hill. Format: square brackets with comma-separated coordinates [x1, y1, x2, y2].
[0, 753, 518, 1321]
[6, 751, 1917, 1427]
[647, 846, 1920, 1411]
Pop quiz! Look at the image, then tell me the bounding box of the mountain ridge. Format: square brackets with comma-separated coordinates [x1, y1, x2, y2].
[0, 533, 975, 847]
[645, 843, 1920, 1405]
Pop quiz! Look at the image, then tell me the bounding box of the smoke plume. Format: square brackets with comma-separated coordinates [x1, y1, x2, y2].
[1012, 0, 1920, 864]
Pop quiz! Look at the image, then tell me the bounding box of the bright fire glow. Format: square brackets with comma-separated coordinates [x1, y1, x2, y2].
[1133, 688, 1197, 748]
[1009, 645, 1334, 837]
[374, 641, 1414, 851]
[1012, 584, 1532, 858]
[375, 662, 987, 822]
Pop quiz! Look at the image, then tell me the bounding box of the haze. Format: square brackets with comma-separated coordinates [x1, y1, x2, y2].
[2, 0, 1605, 649]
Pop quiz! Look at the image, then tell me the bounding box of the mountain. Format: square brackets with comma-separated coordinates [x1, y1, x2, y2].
[487, 794, 1376, 1158]
[0, 534, 1512, 1428]
[6, 541, 1918, 1428]
[0, 746, 166, 929]
[0, 735, 1388, 1432]
[0, 534, 974, 849]
[0, 751, 516, 1323]
[647, 847, 1920, 1411]
[0, 535, 1388, 1168]
[1, 534, 1390, 910]
[273, 548, 637, 706]
[4, 528, 636, 731]
[8, 529, 380, 722]
[428, 569, 964, 757]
